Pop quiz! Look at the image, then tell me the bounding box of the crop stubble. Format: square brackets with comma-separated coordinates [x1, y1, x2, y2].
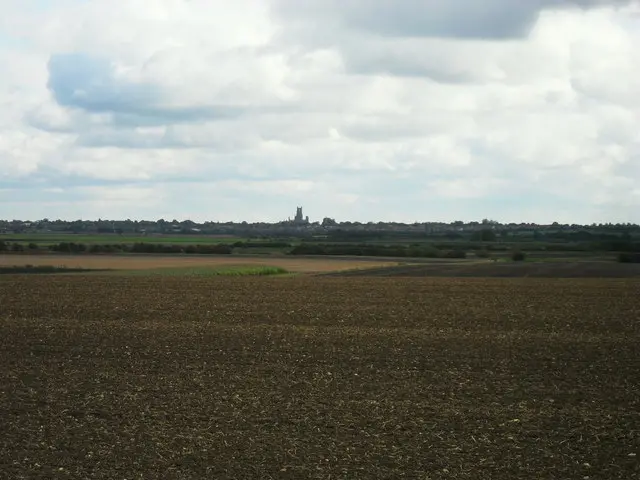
[0, 254, 396, 274]
[1, 275, 639, 479]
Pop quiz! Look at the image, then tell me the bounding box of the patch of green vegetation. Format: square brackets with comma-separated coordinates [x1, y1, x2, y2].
[519, 256, 609, 263]
[118, 266, 292, 277]
[0, 234, 247, 245]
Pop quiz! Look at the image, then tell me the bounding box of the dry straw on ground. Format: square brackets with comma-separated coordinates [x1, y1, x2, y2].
[0, 253, 396, 273]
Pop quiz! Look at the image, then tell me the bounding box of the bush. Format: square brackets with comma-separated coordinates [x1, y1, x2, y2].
[407, 246, 441, 258]
[475, 249, 491, 259]
[618, 252, 640, 263]
[131, 242, 232, 255]
[234, 241, 292, 249]
[196, 244, 233, 254]
[49, 242, 86, 253]
[444, 249, 467, 259]
[511, 251, 526, 261]
[290, 243, 443, 258]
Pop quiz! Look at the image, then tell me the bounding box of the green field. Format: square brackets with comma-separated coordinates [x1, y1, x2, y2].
[0, 234, 246, 245]
[0, 264, 292, 277]
[1, 233, 635, 265]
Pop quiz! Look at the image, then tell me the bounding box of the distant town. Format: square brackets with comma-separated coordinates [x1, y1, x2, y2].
[0, 206, 638, 240]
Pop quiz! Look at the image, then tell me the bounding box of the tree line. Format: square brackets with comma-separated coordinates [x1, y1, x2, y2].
[2, 240, 639, 262]
[0, 241, 232, 255]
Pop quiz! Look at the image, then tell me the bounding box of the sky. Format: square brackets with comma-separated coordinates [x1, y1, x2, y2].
[1, 0, 639, 224]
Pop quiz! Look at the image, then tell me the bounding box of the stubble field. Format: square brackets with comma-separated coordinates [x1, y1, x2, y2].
[1, 275, 639, 479]
[0, 254, 398, 274]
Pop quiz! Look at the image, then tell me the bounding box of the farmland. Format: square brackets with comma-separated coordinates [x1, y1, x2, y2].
[328, 261, 640, 278]
[0, 253, 398, 274]
[0, 233, 244, 245]
[1, 274, 638, 478]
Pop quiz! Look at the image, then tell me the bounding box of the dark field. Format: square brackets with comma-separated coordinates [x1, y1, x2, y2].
[328, 261, 640, 278]
[1, 276, 639, 479]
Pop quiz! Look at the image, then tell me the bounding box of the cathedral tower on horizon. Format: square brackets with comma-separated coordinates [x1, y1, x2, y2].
[293, 206, 309, 225]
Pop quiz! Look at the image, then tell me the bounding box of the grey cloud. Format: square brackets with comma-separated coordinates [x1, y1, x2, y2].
[273, 0, 634, 84]
[272, 0, 633, 39]
[74, 127, 259, 152]
[6, 166, 248, 190]
[337, 114, 465, 142]
[344, 51, 477, 83]
[24, 111, 74, 134]
[108, 104, 300, 128]
[108, 106, 246, 127]
[342, 0, 539, 39]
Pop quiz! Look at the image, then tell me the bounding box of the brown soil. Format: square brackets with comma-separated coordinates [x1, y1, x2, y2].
[327, 261, 640, 278]
[1, 276, 638, 478]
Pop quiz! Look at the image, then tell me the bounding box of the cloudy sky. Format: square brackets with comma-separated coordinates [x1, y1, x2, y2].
[1, 0, 639, 223]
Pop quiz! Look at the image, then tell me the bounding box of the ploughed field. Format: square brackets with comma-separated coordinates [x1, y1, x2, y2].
[327, 261, 640, 278]
[1, 275, 639, 479]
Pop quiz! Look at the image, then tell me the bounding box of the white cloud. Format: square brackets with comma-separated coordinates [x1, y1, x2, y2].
[0, 0, 638, 223]
[79, 184, 161, 204]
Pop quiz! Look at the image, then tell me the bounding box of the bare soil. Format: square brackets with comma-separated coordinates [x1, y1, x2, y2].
[327, 261, 640, 278]
[1, 275, 639, 478]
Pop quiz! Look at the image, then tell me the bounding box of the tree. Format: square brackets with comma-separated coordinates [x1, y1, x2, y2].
[511, 251, 526, 261]
[618, 252, 640, 263]
[473, 228, 497, 242]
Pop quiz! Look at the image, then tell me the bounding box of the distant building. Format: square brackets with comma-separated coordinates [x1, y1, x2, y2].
[287, 206, 310, 225]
